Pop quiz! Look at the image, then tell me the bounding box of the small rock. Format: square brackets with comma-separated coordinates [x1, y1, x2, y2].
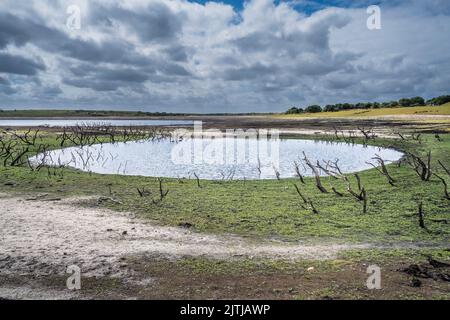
[178, 222, 193, 229]
[122, 231, 128, 235]
[411, 277, 422, 288]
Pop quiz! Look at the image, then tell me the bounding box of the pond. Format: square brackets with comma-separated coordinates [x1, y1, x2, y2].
[30, 136, 403, 180]
[0, 119, 193, 127]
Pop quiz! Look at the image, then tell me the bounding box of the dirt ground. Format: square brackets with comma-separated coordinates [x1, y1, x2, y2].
[1, 193, 448, 300]
[0, 194, 365, 299]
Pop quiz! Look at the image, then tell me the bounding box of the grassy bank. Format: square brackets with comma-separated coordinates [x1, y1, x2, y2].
[278, 103, 450, 118]
[0, 131, 449, 245]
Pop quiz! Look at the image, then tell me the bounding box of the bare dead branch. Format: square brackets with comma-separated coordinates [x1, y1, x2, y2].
[293, 161, 305, 184]
[366, 154, 396, 186]
[433, 173, 450, 200]
[405, 151, 432, 181]
[438, 160, 450, 177]
[302, 152, 328, 193]
[418, 202, 426, 229]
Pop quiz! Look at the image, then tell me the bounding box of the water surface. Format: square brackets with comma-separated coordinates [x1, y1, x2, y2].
[0, 119, 193, 127]
[31, 137, 403, 180]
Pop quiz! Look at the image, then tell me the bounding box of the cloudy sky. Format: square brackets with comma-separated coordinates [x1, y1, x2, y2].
[0, 0, 449, 113]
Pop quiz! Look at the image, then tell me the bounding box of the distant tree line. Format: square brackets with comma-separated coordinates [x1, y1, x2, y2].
[286, 94, 450, 114]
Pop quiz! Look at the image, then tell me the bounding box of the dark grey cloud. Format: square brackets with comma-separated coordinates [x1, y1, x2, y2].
[89, 2, 183, 44]
[222, 63, 278, 81]
[164, 45, 189, 62]
[63, 78, 121, 92]
[0, 12, 152, 66]
[98, 68, 150, 83]
[0, 53, 45, 75]
[0, 76, 16, 95]
[0, 0, 448, 112]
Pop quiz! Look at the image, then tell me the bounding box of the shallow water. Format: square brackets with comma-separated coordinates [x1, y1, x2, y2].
[31, 137, 403, 180]
[0, 119, 193, 127]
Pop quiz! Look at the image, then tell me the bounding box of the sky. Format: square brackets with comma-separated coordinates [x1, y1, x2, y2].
[0, 0, 449, 113]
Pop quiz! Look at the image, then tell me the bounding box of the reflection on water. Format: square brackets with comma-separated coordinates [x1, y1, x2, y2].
[30, 137, 403, 180]
[0, 119, 193, 127]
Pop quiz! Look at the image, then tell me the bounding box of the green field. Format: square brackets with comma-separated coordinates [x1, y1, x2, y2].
[1, 124, 450, 299]
[1, 131, 449, 245]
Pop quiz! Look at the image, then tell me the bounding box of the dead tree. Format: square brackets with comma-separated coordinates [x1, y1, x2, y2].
[10, 129, 40, 146]
[406, 151, 432, 181]
[293, 183, 308, 204]
[272, 165, 281, 180]
[293, 184, 319, 214]
[438, 160, 450, 177]
[366, 154, 396, 186]
[293, 161, 305, 184]
[308, 200, 320, 215]
[316, 160, 343, 180]
[152, 178, 169, 205]
[433, 173, 450, 200]
[256, 157, 262, 176]
[358, 127, 376, 142]
[137, 187, 151, 197]
[193, 172, 201, 188]
[158, 178, 169, 199]
[344, 174, 368, 214]
[418, 202, 425, 229]
[10, 146, 30, 166]
[302, 152, 328, 193]
[411, 133, 422, 143]
[395, 132, 406, 140]
[331, 185, 344, 197]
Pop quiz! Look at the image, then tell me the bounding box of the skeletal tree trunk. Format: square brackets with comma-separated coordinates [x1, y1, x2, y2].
[367, 155, 396, 186]
[302, 152, 328, 193]
[433, 173, 450, 200]
[331, 186, 344, 197]
[438, 160, 450, 177]
[406, 151, 432, 181]
[426, 151, 432, 181]
[293, 161, 305, 184]
[293, 183, 308, 204]
[361, 188, 367, 214]
[193, 172, 201, 188]
[293, 184, 319, 214]
[355, 173, 362, 191]
[344, 175, 368, 213]
[11, 147, 29, 166]
[309, 200, 319, 215]
[158, 178, 169, 200]
[418, 202, 425, 229]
